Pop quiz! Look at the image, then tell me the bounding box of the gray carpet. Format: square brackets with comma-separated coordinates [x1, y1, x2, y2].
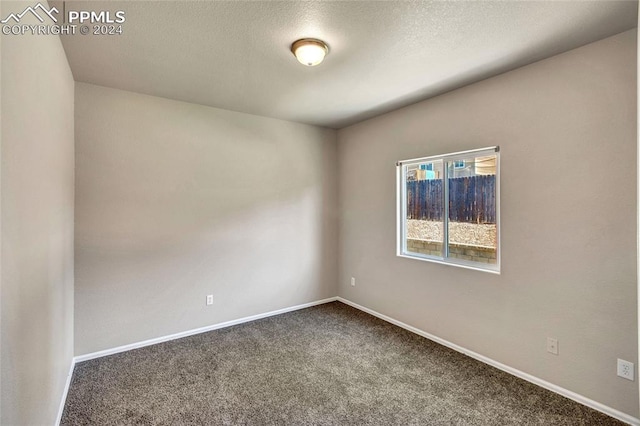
[61, 302, 624, 425]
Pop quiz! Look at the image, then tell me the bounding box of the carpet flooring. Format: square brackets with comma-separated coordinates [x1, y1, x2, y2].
[61, 302, 624, 425]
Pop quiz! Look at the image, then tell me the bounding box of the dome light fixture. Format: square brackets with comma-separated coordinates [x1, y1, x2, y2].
[291, 38, 329, 66]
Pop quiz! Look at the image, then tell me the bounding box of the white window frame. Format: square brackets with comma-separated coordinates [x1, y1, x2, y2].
[396, 146, 500, 274]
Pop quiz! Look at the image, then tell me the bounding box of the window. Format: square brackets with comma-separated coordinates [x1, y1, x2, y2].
[397, 147, 500, 273]
[420, 163, 434, 171]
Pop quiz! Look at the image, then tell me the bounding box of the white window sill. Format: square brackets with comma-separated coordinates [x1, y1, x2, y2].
[397, 253, 500, 275]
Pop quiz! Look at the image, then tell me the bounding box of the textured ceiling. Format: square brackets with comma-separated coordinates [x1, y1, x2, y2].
[57, 1, 637, 129]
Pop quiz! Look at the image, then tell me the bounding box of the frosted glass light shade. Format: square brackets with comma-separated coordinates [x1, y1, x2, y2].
[291, 39, 328, 66]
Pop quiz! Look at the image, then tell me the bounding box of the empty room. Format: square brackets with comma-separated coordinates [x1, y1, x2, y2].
[1, 0, 639, 424]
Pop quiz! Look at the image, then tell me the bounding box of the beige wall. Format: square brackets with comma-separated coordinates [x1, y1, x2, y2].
[0, 2, 75, 423]
[337, 30, 638, 417]
[74, 83, 338, 355]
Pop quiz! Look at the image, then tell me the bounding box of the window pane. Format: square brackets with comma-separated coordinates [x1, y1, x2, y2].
[446, 155, 497, 264]
[405, 160, 444, 257]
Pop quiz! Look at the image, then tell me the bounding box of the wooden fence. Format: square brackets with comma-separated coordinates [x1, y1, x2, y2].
[406, 175, 496, 224]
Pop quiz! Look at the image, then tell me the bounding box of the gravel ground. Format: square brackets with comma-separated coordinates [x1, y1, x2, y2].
[407, 219, 496, 248]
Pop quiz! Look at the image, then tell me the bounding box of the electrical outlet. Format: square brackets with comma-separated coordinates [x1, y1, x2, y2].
[617, 359, 634, 381]
[546, 337, 558, 355]
[351, 277, 356, 287]
[206, 295, 213, 306]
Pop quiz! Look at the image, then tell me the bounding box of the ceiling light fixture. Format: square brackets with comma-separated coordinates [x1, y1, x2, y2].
[291, 38, 329, 66]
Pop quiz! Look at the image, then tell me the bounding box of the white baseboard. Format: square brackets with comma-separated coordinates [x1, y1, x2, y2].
[337, 297, 640, 426]
[74, 297, 338, 363]
[66, 295, 638, 425]
[55, 357, 76, 426]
